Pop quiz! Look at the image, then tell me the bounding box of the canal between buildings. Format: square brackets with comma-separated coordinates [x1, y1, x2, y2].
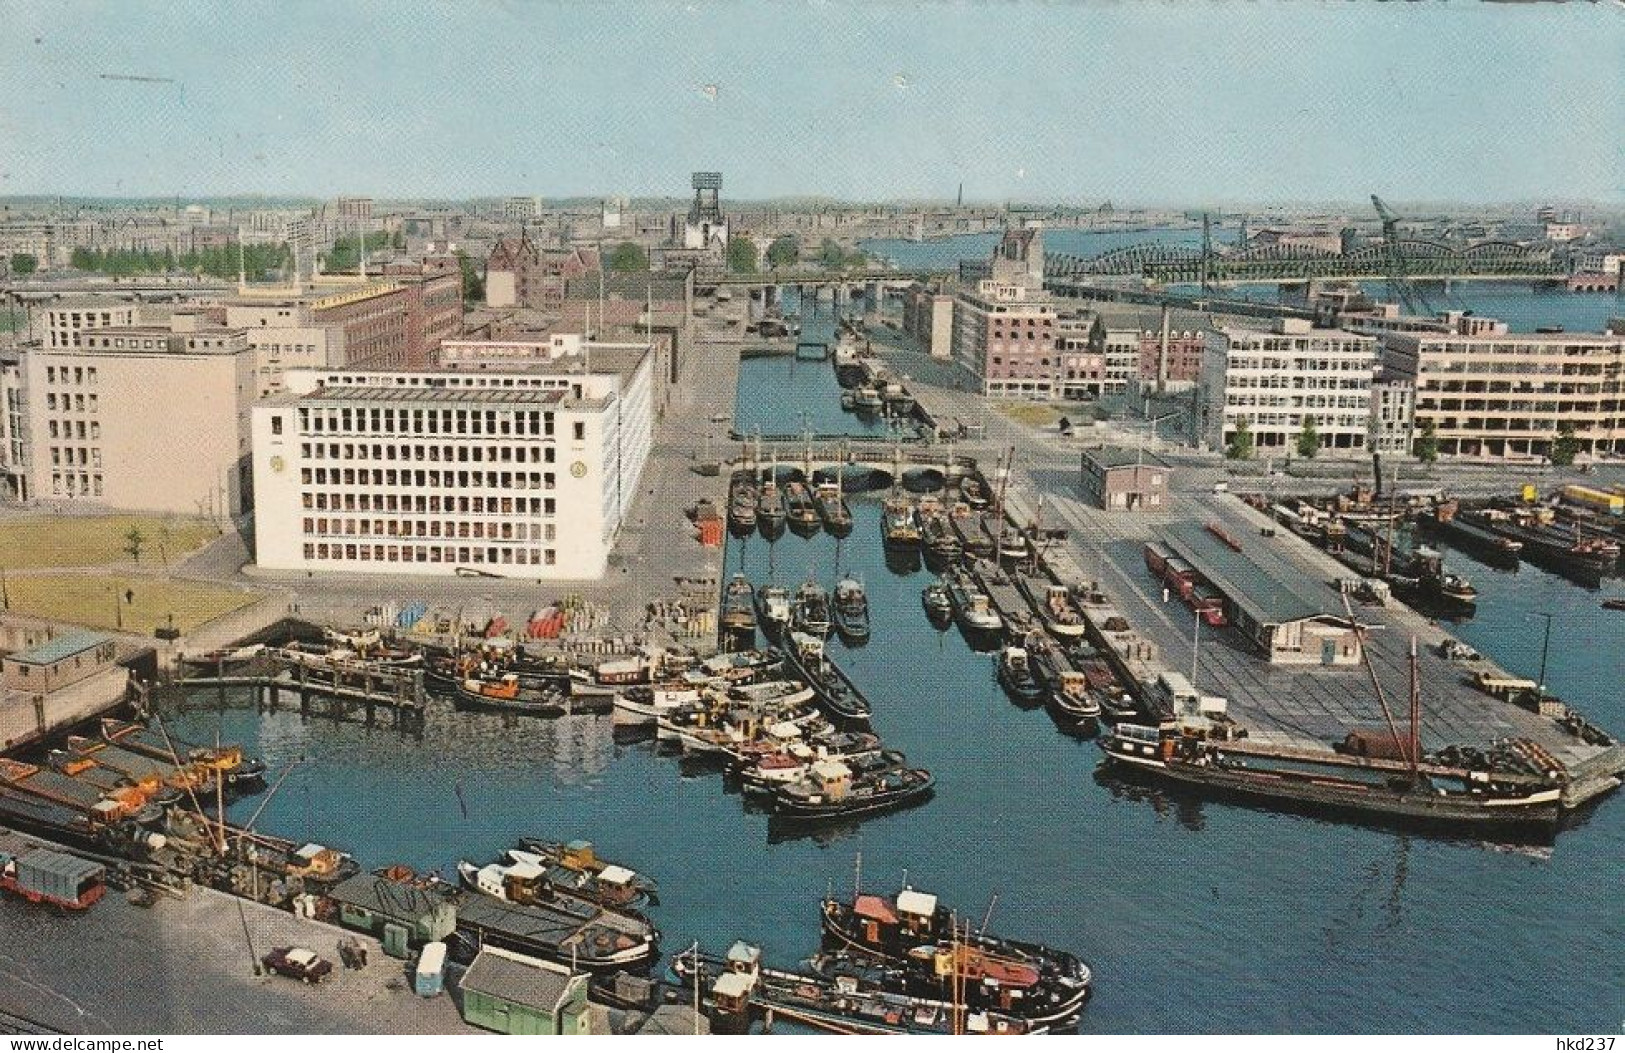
[168, 305, 1623, 1033]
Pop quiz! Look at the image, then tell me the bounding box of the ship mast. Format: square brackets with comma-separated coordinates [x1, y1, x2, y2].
[993, 446, 1015, 548]
[1339, 592, 1414, 778]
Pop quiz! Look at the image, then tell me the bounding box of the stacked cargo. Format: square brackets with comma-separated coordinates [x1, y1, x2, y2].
[0, 848, 106, 910]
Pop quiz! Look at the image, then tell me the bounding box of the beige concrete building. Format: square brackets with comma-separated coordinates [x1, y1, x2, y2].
[42, 300, 141, 349]
[250, 336, 654, 579]
[21, 325, 255, 514]
[1379, 330, 1625, 460]
[901, 284, 954, 359]
[1198, 319, 1377, 455]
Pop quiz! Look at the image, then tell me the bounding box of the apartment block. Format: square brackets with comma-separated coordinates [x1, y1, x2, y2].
[250, 336, 654, 579]
[1198, 319, 1377, 454]
[1379, 330, 1625, 460]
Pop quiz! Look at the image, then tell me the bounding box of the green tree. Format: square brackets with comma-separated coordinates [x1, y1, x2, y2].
[1296, 415, 1320, 459]
[71, 247, 96, 271]
[726, 236, 759, 275]
[392, 228, 406, 250]
[1413, 418, 1439, 464]
[766, 235, 799, 268]
[9, 254, 38, 275]
[1549, 422, 1582, 467]
[457, 251, 484, 302]
[819, 238, 845, 268]
[606, 242, 649, 272]
[1226, 417, 1254, 460]
[122, 526, 145, 563]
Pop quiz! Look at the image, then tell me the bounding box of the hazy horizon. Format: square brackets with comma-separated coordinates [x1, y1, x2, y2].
[1, 3, 1619, 204]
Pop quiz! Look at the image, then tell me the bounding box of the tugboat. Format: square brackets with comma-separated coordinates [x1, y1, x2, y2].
[921, 582, 954, 627]
[455, 673, 570, 716]
[510, 837, 660, 909]
[720, 574, 757, 639]
[754, 584, 793, 638]
[813, 479, 854, 538]
[1015, 573, 1087, 640]
[727, 473, 759, 536]
[757, 475, 787, 540]
[100, 718, 267, 791]
[852, 384, 884, 414]
[1027, 636, 1100, 726]
[785, 481, 822, 538]
[881, 495, 921, 551]
[783, 630, 873, 725]
[943, 568, 1003, 639]
[820, 882, 1092, 1029]
[832, 576, 871, 645]
[792, 579, 833, 638]
[958, 474, 992, 510]
[769, 755, 934, 822]
[996, 646, 1046, 707]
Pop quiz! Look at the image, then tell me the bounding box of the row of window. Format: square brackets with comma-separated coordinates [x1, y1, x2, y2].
[300, 491, 556, 516]
[44, 366, 99, 385]
[51, 471, 102, 496]
[49, 446, 100, 467]
[293, 406, 584, 440]
[298, 442, 557, 465]
[1224, 394, 1369, 410]
[302, 517, 556, 541]
[1225, 412, 1369, 430]
[44, 393, 98, 413]
[300, 467, 555, 490]
[47, 419, 100, 440]
[1224, 375, 1370, 390]
[302, 543, 557, 567]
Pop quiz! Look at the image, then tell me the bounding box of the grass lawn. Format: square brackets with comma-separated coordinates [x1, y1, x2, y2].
[998, 403, 1065, 427]
[0, 515, 223, 571]
[2, 574, 259, 635]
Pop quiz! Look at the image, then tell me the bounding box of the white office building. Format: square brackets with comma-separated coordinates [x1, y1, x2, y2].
[250, 336, 653, 579]
[1198, 319, 1377, 454]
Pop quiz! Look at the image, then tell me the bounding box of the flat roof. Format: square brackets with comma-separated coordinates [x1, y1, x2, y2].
[8, 630, 111, 667]
[1083, 446, 1169, 471]
[297, 386, 567, 406]
[462, 947, 577, 1010]
[1163, 521, 1332, 628]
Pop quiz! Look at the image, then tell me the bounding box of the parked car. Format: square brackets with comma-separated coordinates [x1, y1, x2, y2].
[262, 946, 334, 984]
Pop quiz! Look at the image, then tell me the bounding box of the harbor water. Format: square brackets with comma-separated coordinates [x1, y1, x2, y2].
[166, 344, 1623, 1034]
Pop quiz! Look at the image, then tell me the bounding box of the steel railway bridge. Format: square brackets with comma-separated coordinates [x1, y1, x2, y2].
[1044, 239, 1562, 285]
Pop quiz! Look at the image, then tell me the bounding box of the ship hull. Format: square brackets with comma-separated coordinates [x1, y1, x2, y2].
[1099, 748, 1562, 838]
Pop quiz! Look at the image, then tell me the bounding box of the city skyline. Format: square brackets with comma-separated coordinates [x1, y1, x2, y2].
[1, 2, 1619, 204]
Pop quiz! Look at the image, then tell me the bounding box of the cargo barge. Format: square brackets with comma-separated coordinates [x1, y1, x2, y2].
[672, 942, 1043, 1035]
[1098, 722, 1564, 838]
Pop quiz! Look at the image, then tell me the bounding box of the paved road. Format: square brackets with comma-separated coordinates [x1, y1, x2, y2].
[0, 864, 472, 1034]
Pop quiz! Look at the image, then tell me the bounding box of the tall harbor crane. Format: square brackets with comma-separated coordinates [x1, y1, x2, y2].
[1371, 194, 1436, 315]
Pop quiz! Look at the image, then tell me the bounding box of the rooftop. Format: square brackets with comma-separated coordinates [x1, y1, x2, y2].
[461, 946, 579, 1011]
[1083, 446, 1170, 472]
[8, 630, 112, 667]
[1163, 521, 1334, 627]
[297, 385, 568, 406]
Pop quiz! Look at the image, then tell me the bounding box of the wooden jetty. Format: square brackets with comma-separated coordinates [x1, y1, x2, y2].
[167, 649, 425, 729]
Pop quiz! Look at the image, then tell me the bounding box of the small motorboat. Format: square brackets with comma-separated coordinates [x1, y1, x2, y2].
[921, 582, 953, 625]
[832, 576, 871, 645]
[996, 647, 1046, 706]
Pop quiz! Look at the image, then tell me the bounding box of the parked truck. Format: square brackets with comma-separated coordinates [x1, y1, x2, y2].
[0, 848, 107, 910]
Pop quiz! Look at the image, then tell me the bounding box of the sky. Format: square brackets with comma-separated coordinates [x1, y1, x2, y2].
[0, 1, 1619, 206]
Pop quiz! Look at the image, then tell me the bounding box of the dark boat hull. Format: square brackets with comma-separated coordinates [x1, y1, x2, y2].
[1099, 748, 1562, 839]
[770, 775, 935, 821]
